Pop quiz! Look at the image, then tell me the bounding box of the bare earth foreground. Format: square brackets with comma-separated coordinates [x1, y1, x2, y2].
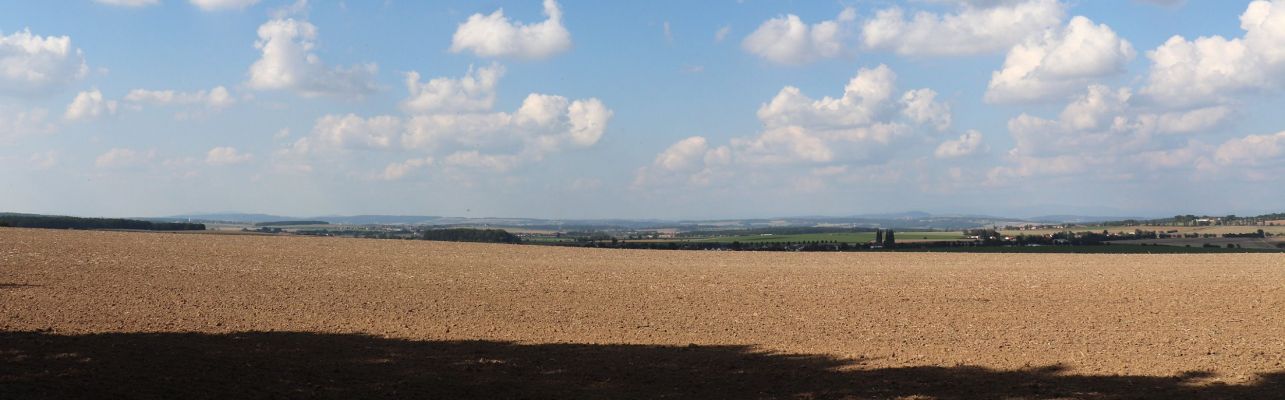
[2, 228, 1284, 399]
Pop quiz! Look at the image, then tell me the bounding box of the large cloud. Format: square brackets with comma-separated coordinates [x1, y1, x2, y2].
[247, 18, 378, 98]
[283, 64, 612, 178]
[757, 65, 909, 133]
[0, 29, 88, 96]
[635, 65, 956, 188]
[986, 84, 1236, 184]
[1007, 85, 1228, 157]
[1142, 0, 1285, 105]
[741, 7, 856, 65]
[986, 16, 1135, 103]
[862, 0, 1065, 56]
[450, 0, 572, 60]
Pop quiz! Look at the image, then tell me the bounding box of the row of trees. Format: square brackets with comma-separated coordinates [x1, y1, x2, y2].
[273, 227, 520, 244]
[0, 214, 205, 231]
[420, 228, 519, 243]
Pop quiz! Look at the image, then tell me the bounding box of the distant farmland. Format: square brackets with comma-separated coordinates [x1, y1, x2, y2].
[1001, 225, 1285, 237]
[668, 231, 966, 244]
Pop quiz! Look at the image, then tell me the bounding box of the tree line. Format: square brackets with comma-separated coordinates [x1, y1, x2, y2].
[0, 214, 205, 231]
[420, 228, 519, 243]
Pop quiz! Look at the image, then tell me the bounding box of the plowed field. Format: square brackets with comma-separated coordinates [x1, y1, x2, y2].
[2, 228, 1283, 399]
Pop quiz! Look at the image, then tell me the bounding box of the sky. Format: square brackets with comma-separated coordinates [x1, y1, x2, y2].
[1, 0, 1284, 219]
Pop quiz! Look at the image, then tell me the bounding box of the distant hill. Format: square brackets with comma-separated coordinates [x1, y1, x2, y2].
[853, 211, 934, 219]
[159, 213, 297, 223]
[159, 214, 445, 225]
[316, 215, 441, 225]
[1027, 215, 1146, 224]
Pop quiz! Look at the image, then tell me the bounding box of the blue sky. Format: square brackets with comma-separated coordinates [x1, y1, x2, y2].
[2, 0, 1284, 219]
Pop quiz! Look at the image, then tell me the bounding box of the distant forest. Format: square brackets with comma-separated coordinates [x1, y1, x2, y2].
[420, 228, 519, 243]
[0, 214, 205, 231]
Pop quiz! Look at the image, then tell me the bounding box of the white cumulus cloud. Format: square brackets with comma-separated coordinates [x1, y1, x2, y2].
[450, 0, 572, 60]
[635, 65, 959, 189]
[399, 94, 611, 158]
[901, 88, 952, 131]
[631, 136, 734, 187]
[935, 130, 984, 158]
[986, 16, 1135, 103]
[757, 64, 897, 131]
[862, 0, 1065, 56]
[986, 84, 1238, 185]
[64, 89, 117, 121]
[379, 157, 434, 180]
[742, 7, 856, 65]
[286, 64, 612, 175]
[0, 29, 88, 95]
[309, 114, 401, 151]
[731, 126, 834, 165]
[1142, 0, 1285, 106]
[1212, 131, 1285, 166]
[205, 146, 253, 165]
[402, 63, 503, 114]
[652, 136, 712, 172]
[247, 18, 378, 98]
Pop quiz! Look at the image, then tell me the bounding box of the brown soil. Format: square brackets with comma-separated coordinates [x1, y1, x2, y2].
[2, 228, 1284, 399]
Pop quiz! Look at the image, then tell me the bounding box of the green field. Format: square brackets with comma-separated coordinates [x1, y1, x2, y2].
[675, 231, 966, 244]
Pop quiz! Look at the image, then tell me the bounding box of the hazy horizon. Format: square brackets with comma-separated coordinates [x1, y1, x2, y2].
[5, 208, 1265, 224]
[3, 1, 1284, 219]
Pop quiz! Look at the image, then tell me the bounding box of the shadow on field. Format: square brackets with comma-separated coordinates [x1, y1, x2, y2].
[1, 331, 1281, 399]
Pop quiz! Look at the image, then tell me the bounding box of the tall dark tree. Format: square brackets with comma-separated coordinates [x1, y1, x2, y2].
[875, 229, 884, 245]
[885, 230, 896, 247]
